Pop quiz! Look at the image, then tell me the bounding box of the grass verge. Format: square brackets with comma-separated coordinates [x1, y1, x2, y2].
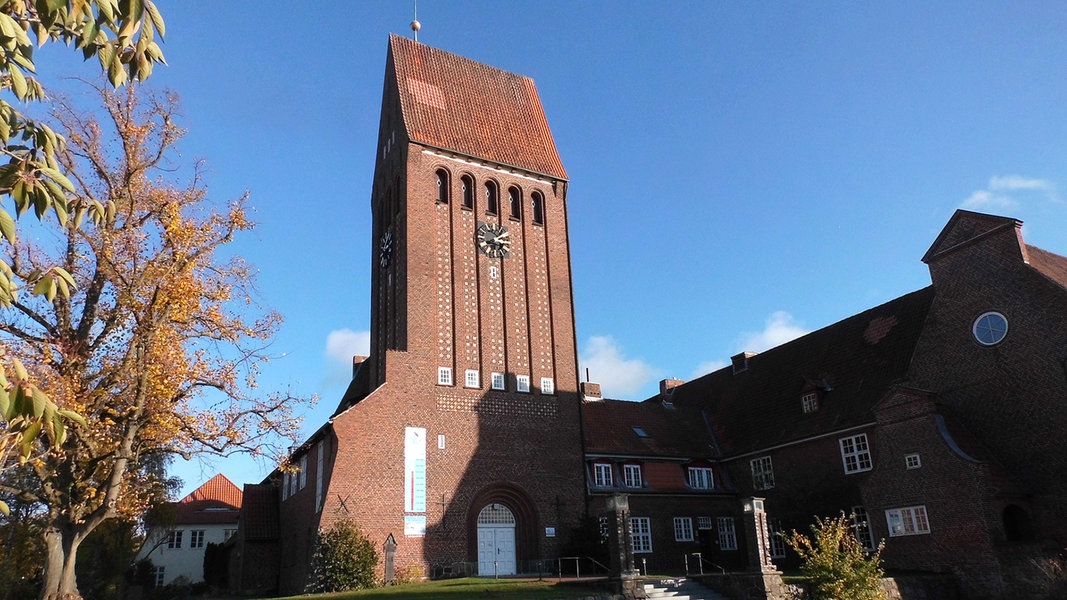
[270, 577, 609, 600]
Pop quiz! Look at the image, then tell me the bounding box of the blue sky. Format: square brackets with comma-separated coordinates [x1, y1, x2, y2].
[38, 2, 1067, 496]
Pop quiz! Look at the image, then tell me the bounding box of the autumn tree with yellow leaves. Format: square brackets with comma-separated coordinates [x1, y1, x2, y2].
[0, 84, 304, 600]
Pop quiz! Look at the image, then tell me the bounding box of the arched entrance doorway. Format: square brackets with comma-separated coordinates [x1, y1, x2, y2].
[477, 503, 516, 576]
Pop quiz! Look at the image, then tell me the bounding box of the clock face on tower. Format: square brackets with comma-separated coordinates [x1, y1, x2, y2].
[476, 221, 511, 258]
[379, 229, 394, 268]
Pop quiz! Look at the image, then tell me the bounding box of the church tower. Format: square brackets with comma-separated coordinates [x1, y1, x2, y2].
[315, 34, 586, 582]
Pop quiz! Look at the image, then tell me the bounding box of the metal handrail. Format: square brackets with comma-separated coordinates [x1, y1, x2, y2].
[685, 552, 726, 575]
[554, 556, 611, 580]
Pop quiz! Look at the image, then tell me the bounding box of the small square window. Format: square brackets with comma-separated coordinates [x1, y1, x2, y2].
[540, 377, 554, 395]
[437, 367, 453, 386]
[801, 392, 819, 413]
[689, 466, 714, 490]
[491, 372, 505, 390]
[840, 434, 873, 474]
[167, 530, 183, 549]
[465, 369, 480, 388]
[697, 516, 713, 530]
[905, 453, 921, 469]
[516, 375, 530, 393]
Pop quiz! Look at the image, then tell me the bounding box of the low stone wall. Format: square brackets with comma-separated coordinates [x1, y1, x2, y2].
[694, 572, 957, 600]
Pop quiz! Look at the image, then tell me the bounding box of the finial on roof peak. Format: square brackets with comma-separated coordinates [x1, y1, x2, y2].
[411, 0, 421, 41]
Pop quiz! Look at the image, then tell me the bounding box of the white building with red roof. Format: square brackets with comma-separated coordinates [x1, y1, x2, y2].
[137, 474, 242, 587]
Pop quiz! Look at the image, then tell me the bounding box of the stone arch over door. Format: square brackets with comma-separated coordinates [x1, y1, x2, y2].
[466, 483, 539, 572]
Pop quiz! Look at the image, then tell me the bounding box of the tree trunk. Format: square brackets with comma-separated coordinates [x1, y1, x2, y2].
[40, 525, 83, 600]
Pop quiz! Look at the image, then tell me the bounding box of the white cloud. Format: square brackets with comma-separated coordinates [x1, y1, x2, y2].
[961, 174, 1056, 211]
[324, 328, 371, 387]
[736, 311, 809, 353]
[579, 335, 660, 399]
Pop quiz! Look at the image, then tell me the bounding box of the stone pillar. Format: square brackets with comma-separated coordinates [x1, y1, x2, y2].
[742, 497, 776, 573]
[604, 494, 644, 599]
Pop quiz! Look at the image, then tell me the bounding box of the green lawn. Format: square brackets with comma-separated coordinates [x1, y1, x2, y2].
[270, 578, 611, 600]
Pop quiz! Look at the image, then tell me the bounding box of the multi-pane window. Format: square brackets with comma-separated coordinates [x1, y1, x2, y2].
[905, 453, 922, 469]
[516, 375, 530, 393]
[593, 463, 613, 487]
[166, 530, 183, 549]
[531, 192, 545, 225]
[437, 367, 453, 386]
[281, 472, 289, 500]
[839, 434, 873, 473]
[769, 520, 786, 558]
[316, 443, 324, 511]
[289, 466, 298, 497]
[801, 392, 819, 413]
[436, 169, 449, 203]
[491, 372, 505, 390]
[485, 181, 499, 215]
[299, 455, 308, 489]
[153, 566, 166, 587]
[623, 464, 642, 488]
[852, 506, 876, 550]
[751, 456, 775, 490]
[630, 517, 652, 553]
[540, 377, 554, 395]
[886, 505, 930, 537]
[465, 369, 480, 388]
[224, 529, 237, 541]
[697, 516, 713, 530]
[674, 517, 695, 542]
[689, 466, 714, 490]
[190, 530, 205, 549]
[717, 517, 738, 550]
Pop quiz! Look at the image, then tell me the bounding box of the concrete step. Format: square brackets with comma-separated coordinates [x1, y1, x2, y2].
[643, 578, 730, 600]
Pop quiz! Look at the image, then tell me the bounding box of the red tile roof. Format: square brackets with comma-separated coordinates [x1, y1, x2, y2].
[668, 287, 934, 456]
[1026, 244, 1067, 289]
[173, 474, 242, 525]
[388, 34, 567, 180]
[582, 399, 717, 457]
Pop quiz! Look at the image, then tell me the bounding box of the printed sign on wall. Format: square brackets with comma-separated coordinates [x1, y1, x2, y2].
[404, 427, 427, 518]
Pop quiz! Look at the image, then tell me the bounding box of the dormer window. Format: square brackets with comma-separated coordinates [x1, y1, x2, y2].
[631, 426, 649, 438]
[436, 169, 449, 203]
[801, 392, 819, 413]
[593, 463, 613, 487]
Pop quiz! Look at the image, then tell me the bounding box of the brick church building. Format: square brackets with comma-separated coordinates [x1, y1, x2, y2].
[225, 34, 1067, 599]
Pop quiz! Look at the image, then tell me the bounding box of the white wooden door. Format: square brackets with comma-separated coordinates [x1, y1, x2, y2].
[477, 503, 517, 576]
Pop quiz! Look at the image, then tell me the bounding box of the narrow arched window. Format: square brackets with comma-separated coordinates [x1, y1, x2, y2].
[436, 169, 449, 204]
[508, 186, 521, 220]
[485, 181, 498, 215]
[531, 191, 544, 225]
[461, 175, 474, 210]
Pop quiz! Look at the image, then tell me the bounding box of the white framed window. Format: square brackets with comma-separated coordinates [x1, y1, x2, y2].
[593, 463, 613, 487]
[224, 529, 237, 540]
[717, 517, 737, 550]
[516, 375, 530, 393]
[973, 311, 1008, 346]
[623, 464, 642, 488]
[802, 392, 819, 413]
[905, 453, 921, 469]
[852, 506, 876, 550]
[689, 466, 714, 490]
[298, 455, 308, 489]
[190, 530, 205, 549]
[751, 456, 775, 490]
[465, 369, 480, 388]
[315, 443, 325, 512]
[769, 520, 786, 558]
[540, 377, 555, 395]
[674, 517, 694, 542]
[437, 367, 453, 386]
[491, 372, 505, 390]
[630, 517, 652, 553]
[840, 433, 873, 474]
[697, 516, 713, 530]
[886, 505, 930, 537]
[167, 530, 183, 549]
[153, 566, 165, 587]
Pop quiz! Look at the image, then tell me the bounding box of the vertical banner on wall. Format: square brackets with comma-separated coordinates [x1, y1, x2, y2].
[404, 427, 427, 536]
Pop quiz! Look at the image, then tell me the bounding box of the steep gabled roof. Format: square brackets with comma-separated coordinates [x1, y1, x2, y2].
[582, 398, 717, 458]
[668, 287, 935, 457]
[922, 209, 1023, 264]
[173, 474, 242, 525]
[1026, 244, 1067, 289]
[387, 34, 567, 180]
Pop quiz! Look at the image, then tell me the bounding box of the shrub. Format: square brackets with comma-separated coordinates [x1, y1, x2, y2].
[784, 513, 885, 600]
[306, 518, 379, 593]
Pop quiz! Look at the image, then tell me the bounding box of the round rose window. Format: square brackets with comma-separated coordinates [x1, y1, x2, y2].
[972, 312, 1008, 346]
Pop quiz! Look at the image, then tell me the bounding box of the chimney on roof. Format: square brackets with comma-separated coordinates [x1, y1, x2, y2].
[581, 382, 602, 402]
[731, 352, 756, 375]
[659, 378, 684, 396]
[352, 355, 368, 379]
